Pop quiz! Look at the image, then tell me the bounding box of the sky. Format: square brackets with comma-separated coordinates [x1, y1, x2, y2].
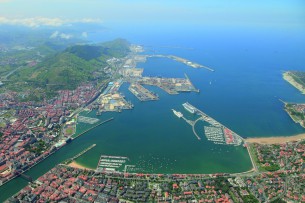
[0, 0, 304, 29]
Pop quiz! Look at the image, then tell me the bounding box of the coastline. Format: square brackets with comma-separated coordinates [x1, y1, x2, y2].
[245, 133, 305, 144]
[283, 72, 305, 94]
[68, 161, 94, 170]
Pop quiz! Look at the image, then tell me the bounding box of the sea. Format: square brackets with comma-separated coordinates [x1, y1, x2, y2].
[1, 24, 305, 201]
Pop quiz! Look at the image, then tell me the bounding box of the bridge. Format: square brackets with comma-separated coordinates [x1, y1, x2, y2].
[15, 171, 33, 182]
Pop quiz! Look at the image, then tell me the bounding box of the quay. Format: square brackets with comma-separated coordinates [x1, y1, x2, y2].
[128, 83, 159, 101]
[72, 117, 114, 140]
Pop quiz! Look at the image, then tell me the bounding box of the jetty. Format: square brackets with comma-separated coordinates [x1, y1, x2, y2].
[73, 117, 114, 140]
[181, 116, 202, 140]
[145, 54, 215, 72]
[279, 99, 287, 104]
[64, 144, 96, 164]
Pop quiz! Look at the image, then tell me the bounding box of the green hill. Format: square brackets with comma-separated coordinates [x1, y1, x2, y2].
[64, 45, 106, 61]
[7, 39, 130, 96]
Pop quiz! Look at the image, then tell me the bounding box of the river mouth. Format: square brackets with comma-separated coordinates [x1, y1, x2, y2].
[72, 81, 253, 174]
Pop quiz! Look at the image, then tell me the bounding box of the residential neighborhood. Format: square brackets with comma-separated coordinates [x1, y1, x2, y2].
[0, 83, 101, 186]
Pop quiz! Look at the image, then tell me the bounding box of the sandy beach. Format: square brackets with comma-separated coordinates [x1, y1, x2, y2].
[68, 161, 93, 170]
[245, 133, 305, 144]
[283, 72, 305, 94]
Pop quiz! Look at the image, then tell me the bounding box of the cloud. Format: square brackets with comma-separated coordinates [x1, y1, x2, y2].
[0, 0, 11, 3]
[50, 31, 73, 40]
[59, 33, 73, 39]
[50, 31, 59, 38]
[81, 32, 88, 38]
[0, 16, 102, 27]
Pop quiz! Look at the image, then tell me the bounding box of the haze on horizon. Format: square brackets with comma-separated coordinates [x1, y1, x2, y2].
[0, 0, 304, 30]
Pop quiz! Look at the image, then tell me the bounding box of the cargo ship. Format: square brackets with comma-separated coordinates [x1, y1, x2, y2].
[172, 109, 183, 118]
[182, 102, 196, 114]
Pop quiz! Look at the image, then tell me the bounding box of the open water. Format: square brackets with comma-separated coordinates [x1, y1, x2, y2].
[1, 25, 305, 201]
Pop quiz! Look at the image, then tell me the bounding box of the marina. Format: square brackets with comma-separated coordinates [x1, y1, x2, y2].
[204, 126, 226, 144]
[96, 155, 129, 172]
[180, 102, 244, 146]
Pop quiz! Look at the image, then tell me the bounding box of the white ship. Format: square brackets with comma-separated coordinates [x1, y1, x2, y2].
[182, 102, 196, 114]
[172, 109, 183, 118]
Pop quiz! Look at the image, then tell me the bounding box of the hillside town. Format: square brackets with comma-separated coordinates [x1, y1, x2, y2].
[0, 83, 101, 186]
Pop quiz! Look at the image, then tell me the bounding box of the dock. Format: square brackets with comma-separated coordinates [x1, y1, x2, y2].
[72, 117, 114, 140]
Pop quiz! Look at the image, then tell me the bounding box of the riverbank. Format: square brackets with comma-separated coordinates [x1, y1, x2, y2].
[283, 72, 305, 94]
[245, 133, 305, 144]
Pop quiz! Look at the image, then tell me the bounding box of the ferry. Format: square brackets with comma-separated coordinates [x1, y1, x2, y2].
[172, 109, 183, 118]
[182, 102, 196, 114]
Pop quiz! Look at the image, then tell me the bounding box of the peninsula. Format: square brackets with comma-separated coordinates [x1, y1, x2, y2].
[282, 71, 305, 129]
[283, 71, 305, 94]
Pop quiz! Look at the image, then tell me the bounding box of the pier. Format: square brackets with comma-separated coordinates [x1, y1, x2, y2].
[181, 116, 202, 140]
[72, 117, 114, 140]
[64, 144, 96, 164]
